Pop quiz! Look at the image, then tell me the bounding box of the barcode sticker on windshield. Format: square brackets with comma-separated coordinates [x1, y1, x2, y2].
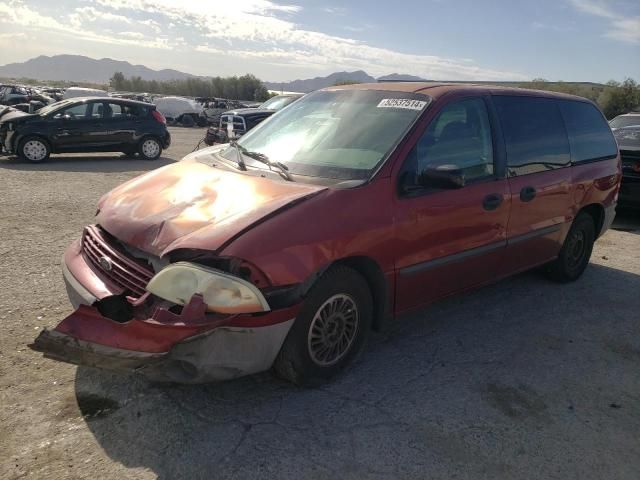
[377, 99, 428, 110]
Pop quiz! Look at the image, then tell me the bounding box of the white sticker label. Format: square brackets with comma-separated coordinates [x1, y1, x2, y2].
[377, 98, 428, 110]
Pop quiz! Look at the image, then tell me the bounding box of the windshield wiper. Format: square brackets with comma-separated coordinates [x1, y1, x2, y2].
[229, 140, 247, 171]
[233, 143, 293, 181]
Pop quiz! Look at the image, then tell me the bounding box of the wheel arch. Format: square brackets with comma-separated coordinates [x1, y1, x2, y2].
[578, 203, 605, 238]
[323, 256, 391, 332]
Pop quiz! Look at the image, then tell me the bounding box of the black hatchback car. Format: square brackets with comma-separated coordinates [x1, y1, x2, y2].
[0, 97, 170, 162]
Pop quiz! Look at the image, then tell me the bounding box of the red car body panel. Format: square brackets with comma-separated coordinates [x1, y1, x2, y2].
[30, 83, 622, 382]
[95, 160, 326, 257]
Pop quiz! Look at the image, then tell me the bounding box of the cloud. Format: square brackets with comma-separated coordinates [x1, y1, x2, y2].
[95, 0, 526, 79]
[0, 0, 528, 80]
[605, 17, 640, 44]
[0, 1, 171, 50]
[322, 7, 347, 15]
[568, 0, 640, 44]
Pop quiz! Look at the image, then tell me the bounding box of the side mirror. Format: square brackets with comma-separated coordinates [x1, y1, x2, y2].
[418, 164, 465, 189]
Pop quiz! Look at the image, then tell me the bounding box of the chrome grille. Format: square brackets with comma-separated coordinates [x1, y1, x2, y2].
[219, 115, 246, 135]
[81, 225, 154, 297]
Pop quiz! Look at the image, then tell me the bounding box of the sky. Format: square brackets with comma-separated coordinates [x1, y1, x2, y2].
[0, 0, 638, 82]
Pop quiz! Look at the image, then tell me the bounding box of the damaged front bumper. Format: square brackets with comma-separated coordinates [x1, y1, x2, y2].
[30, 241, 299, 383]
[30, 307, 296, 383]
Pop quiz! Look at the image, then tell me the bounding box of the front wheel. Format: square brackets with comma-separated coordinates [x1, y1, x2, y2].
[19, 136, 50, 162]
[273, 266, 372, 386]
[138, 137, 162, 160]
[545, 212, 595, 282]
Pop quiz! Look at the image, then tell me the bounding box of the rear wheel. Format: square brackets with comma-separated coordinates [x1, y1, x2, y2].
[545, 212, 595, 282]
[138, 137, 162, 160]
[273, 266, 372, 386]
[19, 136, 50, 162]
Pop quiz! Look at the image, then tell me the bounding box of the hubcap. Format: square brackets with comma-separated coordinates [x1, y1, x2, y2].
[307, 294, 359, 366]
[142, 139, 160, 158]
[566, 230, 586, 268]
[23, 140, 47, 161]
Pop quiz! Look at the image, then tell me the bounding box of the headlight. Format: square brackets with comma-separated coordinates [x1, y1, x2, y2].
[146, 262, 270, 314]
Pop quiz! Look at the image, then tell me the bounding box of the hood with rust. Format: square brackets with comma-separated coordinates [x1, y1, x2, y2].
[96, 159, 326, 257]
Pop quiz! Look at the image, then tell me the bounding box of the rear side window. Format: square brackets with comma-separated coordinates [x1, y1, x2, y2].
[558, 100, 618, 163]
[493, 96, 570, 176]
[123, 104, 148, 117]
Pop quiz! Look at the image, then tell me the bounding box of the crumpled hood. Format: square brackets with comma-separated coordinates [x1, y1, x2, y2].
[0, 108, 37, 124]
[96, 159, 326, 257]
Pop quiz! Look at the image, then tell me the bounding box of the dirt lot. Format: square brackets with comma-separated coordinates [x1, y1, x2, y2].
[1, 127, 639, 480]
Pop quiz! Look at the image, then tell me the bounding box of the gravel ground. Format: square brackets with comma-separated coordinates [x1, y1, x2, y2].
[0, 127, 639, 480]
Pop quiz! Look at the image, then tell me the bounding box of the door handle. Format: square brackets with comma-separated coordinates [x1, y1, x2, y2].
[482, 193, 503, 211]
[520, 186, 537, 202]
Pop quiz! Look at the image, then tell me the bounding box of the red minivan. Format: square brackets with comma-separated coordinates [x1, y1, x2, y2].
[31, 83, 621, 385]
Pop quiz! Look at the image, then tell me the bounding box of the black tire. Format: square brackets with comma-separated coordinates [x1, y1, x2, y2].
[545, 212, 595, 282]
[181, 114, 196, 127]
[138, 136, 162, 160]
[18, 136, 50, 162]
[273, 266, 372, 386]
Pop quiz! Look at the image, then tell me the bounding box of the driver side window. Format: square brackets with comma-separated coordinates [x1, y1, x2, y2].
[401, 97, 495, 190]
[54, 104, 89, 120]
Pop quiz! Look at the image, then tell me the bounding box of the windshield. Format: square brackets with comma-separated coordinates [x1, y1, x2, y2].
[610, 116, 640, 128]
[37, 99, 75, 116]
[260, 95, 300, 111]
[221, 89, 431, 181]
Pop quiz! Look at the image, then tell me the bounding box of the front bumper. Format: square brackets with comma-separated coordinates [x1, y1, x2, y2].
[0, 129, 15, 154]
[30, 309, 296, 383]
[30, 240, 299, 383]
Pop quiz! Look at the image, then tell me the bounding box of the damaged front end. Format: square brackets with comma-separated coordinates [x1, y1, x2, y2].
[30, 225, 301, 383]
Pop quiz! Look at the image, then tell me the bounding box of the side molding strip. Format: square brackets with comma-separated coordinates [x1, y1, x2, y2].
[398, 223, 562, 277]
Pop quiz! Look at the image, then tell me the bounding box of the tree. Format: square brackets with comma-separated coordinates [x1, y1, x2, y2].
[107, 72, 272, 100]
[598, 78, 640, 118]
[110, 71, 126, 91]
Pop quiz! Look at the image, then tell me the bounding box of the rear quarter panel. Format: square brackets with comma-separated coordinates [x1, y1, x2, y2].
[569, 156, 621, 237]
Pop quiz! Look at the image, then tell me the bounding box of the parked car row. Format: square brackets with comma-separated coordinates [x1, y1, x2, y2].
[29, 82, 622, 386]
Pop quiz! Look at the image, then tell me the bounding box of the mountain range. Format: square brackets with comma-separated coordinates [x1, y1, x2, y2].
[264, 71, 429, 93]
[0, 55, 194, 83]
[0, 55, 430, 91]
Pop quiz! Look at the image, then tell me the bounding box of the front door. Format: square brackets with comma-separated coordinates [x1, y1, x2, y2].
[50, 102, 94, 151]
[393, 96, 511, 312]
[491, 95, 573, 274]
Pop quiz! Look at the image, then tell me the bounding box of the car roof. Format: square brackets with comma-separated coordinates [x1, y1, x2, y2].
[323, 82, 591, 102]
[67, 96, 153, 107]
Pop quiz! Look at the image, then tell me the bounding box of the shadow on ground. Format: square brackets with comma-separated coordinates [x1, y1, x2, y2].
[73, 264, 640, 479]
[612, 208, 640, 234]
[0, 154, 174, 173]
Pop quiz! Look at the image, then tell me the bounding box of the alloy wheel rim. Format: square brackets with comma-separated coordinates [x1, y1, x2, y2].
[566, 230, 586, 268]
[142, 139, 160, 158]
[24, 140, 47, 161]
[307, 293, 359, 366]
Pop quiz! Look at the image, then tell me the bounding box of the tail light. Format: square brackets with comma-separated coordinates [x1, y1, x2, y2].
[151, 110, 166, 124]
